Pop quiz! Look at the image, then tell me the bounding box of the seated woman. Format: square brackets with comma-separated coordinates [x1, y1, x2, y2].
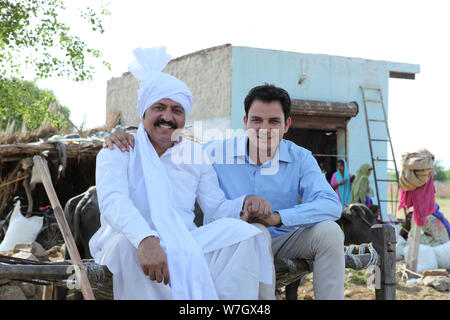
[400, 205, 450, 246]
[330, 159, 353, 207]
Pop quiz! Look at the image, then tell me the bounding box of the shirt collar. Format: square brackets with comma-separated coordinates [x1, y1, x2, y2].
[234, 136, 292, 163]
[278, 139, 292, 163]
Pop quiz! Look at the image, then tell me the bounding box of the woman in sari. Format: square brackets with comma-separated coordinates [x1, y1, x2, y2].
[350, 163, 373, 205]
[330, 159, 352, 206]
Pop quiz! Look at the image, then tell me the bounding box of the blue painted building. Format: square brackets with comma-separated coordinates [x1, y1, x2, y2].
[106, 44, 420, 219]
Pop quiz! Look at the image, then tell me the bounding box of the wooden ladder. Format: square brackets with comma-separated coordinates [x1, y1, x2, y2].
[359, 86, 405, 221]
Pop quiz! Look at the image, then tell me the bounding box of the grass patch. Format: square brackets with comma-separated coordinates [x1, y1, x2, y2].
[345, 269, 366, 286]
[436, 196, 450, 220]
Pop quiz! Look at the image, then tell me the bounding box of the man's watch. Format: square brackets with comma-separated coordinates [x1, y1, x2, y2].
[273, 211, 282, 227]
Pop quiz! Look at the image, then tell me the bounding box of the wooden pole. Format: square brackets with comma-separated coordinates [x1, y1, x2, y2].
[32, 155, 95, 300]
[406, 219, 421, 272]
[371, 224, 396, 300]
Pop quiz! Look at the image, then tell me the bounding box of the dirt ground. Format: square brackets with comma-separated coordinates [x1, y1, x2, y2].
[278, 261, 449, 300]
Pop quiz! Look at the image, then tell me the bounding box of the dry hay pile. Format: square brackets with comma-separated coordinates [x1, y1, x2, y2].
[0, 110, 121, 219]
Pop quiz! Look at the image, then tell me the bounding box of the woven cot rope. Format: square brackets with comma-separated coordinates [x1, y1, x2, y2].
[344, 243, 379, 269]
[345, 244, 362, 269]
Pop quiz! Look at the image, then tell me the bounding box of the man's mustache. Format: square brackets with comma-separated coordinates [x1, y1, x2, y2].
[154, 119, 177, 129]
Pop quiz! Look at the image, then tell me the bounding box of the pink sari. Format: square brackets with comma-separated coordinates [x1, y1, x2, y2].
[330, 173, 341, 202]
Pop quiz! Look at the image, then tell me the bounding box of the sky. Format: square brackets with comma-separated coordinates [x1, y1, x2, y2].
[35, 0, 450, 168]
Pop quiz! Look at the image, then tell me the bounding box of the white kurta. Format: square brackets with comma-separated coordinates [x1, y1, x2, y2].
[89, 136, 273, 299]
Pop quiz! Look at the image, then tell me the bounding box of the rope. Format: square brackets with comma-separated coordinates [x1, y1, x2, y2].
[344, 242, 379, 269]
[365, 243, 379, 267]
[345, 244, 362, 269]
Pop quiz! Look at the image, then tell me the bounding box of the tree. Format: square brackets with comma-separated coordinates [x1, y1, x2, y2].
[0, 77, 71, 131]
[434, 160, 448, 182]
[0, 0, 110, 81]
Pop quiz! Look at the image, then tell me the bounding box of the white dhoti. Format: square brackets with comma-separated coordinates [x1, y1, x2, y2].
[93, 218, 272, 300]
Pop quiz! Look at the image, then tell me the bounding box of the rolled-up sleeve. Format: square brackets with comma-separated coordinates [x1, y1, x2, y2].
[277, 151, 342, 227]
[96, 148, 159, 248]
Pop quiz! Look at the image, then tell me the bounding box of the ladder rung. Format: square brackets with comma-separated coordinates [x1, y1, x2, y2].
[376, 179, 398, 182]
[360, 86, 380, 91]
[368, 119, 386, 122]
[373, 158, 392, 162]
[370, 139, 389, 142]
[365, 99, 382, 103]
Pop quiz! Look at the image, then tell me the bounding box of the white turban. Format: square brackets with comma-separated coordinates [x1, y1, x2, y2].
[128, 47, 193, 119]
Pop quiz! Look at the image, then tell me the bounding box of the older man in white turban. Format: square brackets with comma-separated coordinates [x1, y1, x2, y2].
[89, 47, 273, 300]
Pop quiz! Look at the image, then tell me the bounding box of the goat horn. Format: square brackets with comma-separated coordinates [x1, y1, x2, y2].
[350, 204, 365, 218]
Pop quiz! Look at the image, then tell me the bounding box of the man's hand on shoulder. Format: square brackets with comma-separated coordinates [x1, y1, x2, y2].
[103, 129, 135, 152]
[138, 236, 170, 286]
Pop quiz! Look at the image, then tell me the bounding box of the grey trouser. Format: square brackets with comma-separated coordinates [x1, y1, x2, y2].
[272, 220, 345, 300]
[254, 220, 345, 300]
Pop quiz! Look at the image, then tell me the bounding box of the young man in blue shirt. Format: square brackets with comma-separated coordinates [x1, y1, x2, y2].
[105, 84, 345, 300]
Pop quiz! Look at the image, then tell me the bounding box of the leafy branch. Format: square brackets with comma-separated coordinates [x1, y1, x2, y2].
[0, 0, 111, 81]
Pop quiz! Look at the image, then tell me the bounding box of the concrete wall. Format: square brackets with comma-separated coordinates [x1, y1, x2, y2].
[164, 45, 233, 123]
[336, 128, 346, 160]
[231, 46, 419, 219]
[105, 45, 233, 128]
[106, 72, 140, 127]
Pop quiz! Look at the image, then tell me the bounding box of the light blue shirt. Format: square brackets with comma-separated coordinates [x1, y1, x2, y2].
[205, 136, 342, 239]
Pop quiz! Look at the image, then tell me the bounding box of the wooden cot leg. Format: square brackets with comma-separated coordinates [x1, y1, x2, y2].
[285, 279, 300, 300]
[371, 224, 396, 300]
[42, 284, 54, 300]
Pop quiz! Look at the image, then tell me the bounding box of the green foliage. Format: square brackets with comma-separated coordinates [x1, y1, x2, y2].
[0, 77, 71, 131]
[436, 197, 450, 220]
[345, 269, 366, 286]
[388, 171, 397, 181]
[0, 0, 110, 81]
[434, 160, 449, 182]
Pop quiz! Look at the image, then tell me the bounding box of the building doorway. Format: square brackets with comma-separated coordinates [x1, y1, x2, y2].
[284, 128, 338, 182]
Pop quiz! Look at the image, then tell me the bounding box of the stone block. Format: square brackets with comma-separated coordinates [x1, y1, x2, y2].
[423, 276, 450, 292]
[12, 251, 39, 261]
[18, 282, 36, 298]
[0, 285, 27, 300]
[14, 241, 48, 257]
